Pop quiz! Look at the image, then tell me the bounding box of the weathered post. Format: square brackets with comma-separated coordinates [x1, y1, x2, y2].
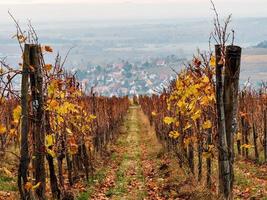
[224, 45, 242, 198]
[29, 45, 46, 199]
[216, 44, 242, 200]
[18, 44, 31, 200]
[215, 44, 231, 200]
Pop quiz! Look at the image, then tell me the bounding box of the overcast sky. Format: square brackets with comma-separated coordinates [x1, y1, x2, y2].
[0, 0, 266, 23]
[0, 0, 265, 4]
[0, 0, 222, 4]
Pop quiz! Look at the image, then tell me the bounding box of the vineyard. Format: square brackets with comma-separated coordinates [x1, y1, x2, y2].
[0, 11, 267, 200]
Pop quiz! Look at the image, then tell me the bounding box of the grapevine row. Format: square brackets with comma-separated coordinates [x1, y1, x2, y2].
[0, 42, 129, 199]
[139, 46, 267, 199]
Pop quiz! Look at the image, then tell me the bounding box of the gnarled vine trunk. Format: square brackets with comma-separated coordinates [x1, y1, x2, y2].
[216, 44, 242, 200]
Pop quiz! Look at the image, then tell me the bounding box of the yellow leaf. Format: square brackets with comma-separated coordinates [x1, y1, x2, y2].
[0, 124, 6, 135]
[188, 101, 195, 111]
[66, 128, 72, 134]
[13, 105, 21, 124]
[185, 85, 198, 97]
[151, 111, 157, 116]
[47, 149, 56, 158]
[191, 110, 202, 121]
[208, 94, 215, 102]
[200, 96, 210, 106]
[60, 92, 65, 99]
[202, 76, 210, 83]
[45, 134, 55, 147]
[169, 131, 180, 139]
[163, 117, 176, 125]
[32, 182, 41, 190]
[82, 125, 90, 132]
[209, 55, 216, 67]
[56, 116, 64, 124]
[57, 102, 78, 115]
[177, 100, 186, 108]
[183, 123, 192, 131]
[89, 114, 97, 120]
[202, 120, 212, 129]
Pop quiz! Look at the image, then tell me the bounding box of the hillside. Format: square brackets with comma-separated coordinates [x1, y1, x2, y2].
[256, 41, 267, 48]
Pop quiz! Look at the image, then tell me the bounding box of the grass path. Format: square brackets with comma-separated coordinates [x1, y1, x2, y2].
[103, 106, 146, 200]
[84, 106, 147, 200]
[84, 105, 182, 200]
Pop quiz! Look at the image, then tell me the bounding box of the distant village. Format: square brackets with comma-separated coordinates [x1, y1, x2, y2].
[74, 55, 186, 97]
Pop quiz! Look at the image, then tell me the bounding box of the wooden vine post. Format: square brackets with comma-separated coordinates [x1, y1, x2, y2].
[215, 44, 230, 200]
[18, 44, 31, 200]
[224, 45, 242, 197]
[216, 45, 242, 200]
[29, 44, 46, 199]
[18, 44, 46, 200]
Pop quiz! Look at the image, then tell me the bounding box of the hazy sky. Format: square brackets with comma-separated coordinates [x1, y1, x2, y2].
[0, 0, 225, 4]
[0, 0, 266, 23]
[0, 0, 188, 4]
[0, 0, 266, 5]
